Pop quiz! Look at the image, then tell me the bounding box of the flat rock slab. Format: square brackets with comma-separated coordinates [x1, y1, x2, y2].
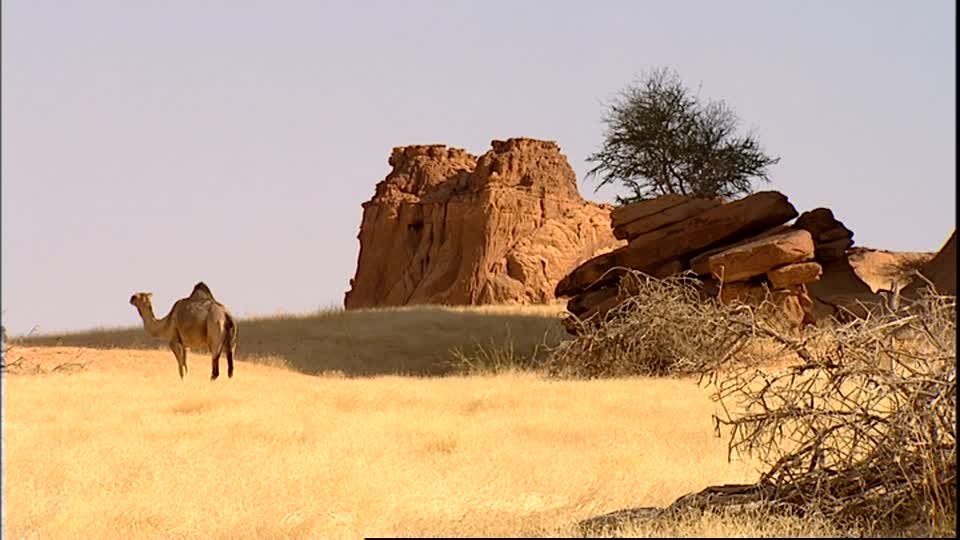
[689, 224, 792, 275]
[613, 197, 723, 240]
[767, 261, 823, 289]
[707, 229, 815, 283]
[610, 193, 690, 229]
[555, 191, 798, 297]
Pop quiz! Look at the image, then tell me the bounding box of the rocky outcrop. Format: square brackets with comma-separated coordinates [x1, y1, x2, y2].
[788, 207, 890, 320]
[612, 197, 723, 240]
[555, 191, 800, 297]
[846, 247, 934, 293]
[704, 229, 815, 283]
[557, 191, 825, 333]
[688, 225, 793, 275]
[793, 208, 855, 263]
[805, 228, 954, 319]
[805, 259, 882, 321]
[344, 138, 624, 309]
[767, 261, 823, 289]
[559, 194, 944, 333]
[901, 230, 957, 298]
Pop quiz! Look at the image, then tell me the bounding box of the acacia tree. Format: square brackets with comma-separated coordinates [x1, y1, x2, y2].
[587, 68, 780, 204]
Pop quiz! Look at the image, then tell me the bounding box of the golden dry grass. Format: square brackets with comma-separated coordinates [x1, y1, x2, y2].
[3, 305, 851, 538]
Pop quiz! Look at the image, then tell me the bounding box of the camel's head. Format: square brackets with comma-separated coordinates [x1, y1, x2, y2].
[129, 292, 153, 309]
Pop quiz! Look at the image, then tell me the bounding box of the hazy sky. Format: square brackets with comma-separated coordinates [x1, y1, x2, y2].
[2, 0, 955, 336]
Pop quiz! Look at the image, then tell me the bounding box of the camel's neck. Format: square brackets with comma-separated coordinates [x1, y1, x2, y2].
[135, 302, 172, 339]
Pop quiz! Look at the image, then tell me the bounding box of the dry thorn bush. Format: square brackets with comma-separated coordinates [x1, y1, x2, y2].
[1, 326, 90, 375]
[544, 271, 760, 378]
[552, 271, 956, 535]
[710, 289, 956, 535]
[1, 350, 90, 375]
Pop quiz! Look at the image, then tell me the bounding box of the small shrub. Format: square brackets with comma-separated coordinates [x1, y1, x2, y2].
[544, 272, 765, 378]
[449, 333, 555, 375]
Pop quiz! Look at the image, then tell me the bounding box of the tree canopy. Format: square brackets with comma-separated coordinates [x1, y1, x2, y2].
[587, 68, 780, 205]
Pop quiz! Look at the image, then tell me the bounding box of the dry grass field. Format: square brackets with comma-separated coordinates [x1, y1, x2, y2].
[14, 303, 572, 377]
[5, 305, 854, 538]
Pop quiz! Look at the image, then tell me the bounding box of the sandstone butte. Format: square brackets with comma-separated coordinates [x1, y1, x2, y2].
[344, 138, 625, 309]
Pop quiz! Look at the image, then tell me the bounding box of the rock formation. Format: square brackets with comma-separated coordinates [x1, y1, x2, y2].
[558, 191, 826, 334]
[793, 207, 855, 263]
[555, 191, 800, 297]
[846, 247, 934, 293]
[792, 208, 884, 320]
[558, 194, 951, 334]
[344, 138, 625, 309]
[901, 230, 957, 298]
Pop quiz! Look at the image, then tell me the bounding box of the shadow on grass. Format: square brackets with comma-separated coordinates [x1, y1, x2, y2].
[16, 305, 569, 377]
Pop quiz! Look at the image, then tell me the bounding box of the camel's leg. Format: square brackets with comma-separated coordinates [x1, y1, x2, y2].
[170, 339, 187, 379]
[210, 349, 221, 380]
[208, 322, 223, 381]
[226, 343, 234, 379]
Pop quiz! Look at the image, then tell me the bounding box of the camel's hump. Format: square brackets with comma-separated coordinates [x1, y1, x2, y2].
[191, 281, 215, 299]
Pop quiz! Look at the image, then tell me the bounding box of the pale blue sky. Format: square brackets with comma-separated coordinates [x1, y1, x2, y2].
[2, 0, 955, 336]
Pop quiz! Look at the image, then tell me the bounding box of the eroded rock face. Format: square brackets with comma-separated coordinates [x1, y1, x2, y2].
[901, 230, 957, 298]
[345, 138, 624, 309]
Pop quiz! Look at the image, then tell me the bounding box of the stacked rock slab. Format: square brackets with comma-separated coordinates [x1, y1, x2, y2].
[792, 208, 854, 263]
[791, 207, 884, 320]
[344, 138, 625, 309]
[556, 191, 799, 297]
[558, 191, 827, 334]
[693, 228, 819, 329]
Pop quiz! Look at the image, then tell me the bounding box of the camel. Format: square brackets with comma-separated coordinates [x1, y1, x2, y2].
[129, 281, 238, 380]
